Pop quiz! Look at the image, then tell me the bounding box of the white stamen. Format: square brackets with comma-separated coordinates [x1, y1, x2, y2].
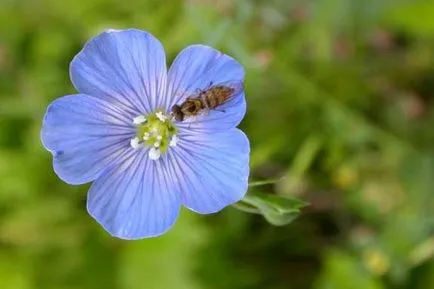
[156, 135, 162, 140]
[151, 126, 158, 133]
[156, 111, 167, 122]
[169, 135, 178, 147]
[130, 137, 142, 149]
[133, 115, 147, 125]
[154, 141, 160, 147]
[149, 147, 161, 160]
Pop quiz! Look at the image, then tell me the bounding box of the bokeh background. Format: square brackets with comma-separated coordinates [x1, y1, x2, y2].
[0, 0, 433, 288]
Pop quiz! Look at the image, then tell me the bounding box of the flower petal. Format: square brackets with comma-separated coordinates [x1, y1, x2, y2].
[87, 150, 180, 239]
[167, 45, 246, 131]
[41, 94, 135, 185]
[70, 29, 167, 113]
[171, 129, 250, 213]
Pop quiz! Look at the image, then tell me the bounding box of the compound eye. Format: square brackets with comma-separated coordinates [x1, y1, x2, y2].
[171, 105, 180, 113]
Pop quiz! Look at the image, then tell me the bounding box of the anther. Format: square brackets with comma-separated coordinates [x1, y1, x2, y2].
[148, 147, 161, 160]
[169, 135, 178, 147]
[156, 111, 167, 122]
[133, 115, 147, 125]
[130, 137, 142, 149]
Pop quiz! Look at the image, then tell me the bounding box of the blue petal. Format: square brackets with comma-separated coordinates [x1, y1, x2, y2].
[70, 29, 168, 113]
[87, 150, 180, 239]
[167, 45, 246, 131]
[41, 94, 135, 185]
[172, 129, 250, 213]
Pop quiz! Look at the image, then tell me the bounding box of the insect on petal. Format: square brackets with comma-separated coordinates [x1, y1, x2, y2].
[167, 45, 246, 132]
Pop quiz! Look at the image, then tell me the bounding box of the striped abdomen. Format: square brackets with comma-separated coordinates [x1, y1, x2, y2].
[200, 85, 235, 109]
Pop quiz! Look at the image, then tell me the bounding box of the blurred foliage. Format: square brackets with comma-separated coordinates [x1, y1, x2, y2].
[0, 0, 433, 288]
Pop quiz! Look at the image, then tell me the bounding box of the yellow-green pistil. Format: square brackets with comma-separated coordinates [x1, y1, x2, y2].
[130, 110, 178, 160]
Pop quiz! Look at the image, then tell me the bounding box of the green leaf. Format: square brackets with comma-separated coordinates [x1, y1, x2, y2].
[232, 201, 261, 215]
[248, 177, 285, 187]
[233, 191, 308, 226]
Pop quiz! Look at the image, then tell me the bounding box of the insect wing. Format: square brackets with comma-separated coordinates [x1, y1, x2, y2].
[217, 80, 244, 97]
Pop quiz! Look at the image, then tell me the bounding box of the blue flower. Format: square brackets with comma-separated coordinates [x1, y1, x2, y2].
[41, 29, 250, 239]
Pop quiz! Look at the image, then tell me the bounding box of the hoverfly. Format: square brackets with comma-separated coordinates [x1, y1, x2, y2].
[171, 81, 243, 122]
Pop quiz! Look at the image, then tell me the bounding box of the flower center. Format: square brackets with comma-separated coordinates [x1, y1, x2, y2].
[130, 110, 178, 160]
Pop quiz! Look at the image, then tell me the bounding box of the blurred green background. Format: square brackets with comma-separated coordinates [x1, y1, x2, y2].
[0, 0, 433, 288]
